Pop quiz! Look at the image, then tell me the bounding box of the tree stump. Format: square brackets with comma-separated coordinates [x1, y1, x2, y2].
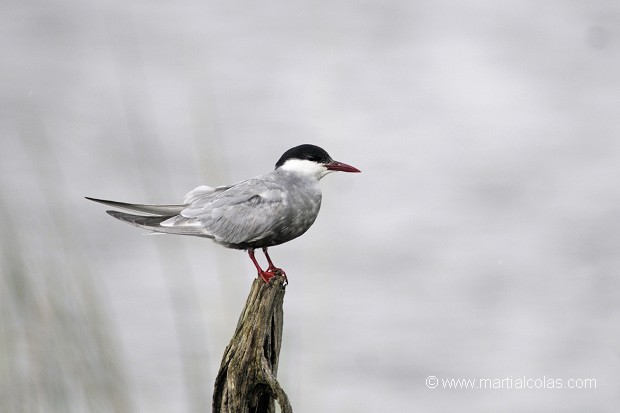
[212, 274, 292, 413]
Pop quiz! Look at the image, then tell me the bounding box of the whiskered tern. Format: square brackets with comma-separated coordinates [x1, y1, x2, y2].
[86, 144, 360, 282]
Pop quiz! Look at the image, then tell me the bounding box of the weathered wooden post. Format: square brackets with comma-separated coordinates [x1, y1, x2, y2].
[212, 274, 292, 413]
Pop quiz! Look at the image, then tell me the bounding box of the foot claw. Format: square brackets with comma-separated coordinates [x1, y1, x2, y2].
[257, 268, 288, 285]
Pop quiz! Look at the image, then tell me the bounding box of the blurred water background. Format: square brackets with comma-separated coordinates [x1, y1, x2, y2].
[2, 0, 620, 412]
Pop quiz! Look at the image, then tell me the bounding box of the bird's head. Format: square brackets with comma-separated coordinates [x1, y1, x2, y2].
[275, 144, 361, 179]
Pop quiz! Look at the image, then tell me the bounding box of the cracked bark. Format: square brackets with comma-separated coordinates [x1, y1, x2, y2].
[212, 275, 292, 413]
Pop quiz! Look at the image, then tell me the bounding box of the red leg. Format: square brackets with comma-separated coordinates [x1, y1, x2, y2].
[262, 248, 287, 284]
[247, 249, 288, 283]
[248, 249, 273, 282]
[262, 247, 277, 271]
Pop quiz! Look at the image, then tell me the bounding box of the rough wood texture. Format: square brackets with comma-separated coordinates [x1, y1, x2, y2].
[213, 275, 292, 413]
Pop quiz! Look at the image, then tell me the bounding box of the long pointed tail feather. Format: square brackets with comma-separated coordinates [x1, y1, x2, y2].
[86, 197, 186, 215]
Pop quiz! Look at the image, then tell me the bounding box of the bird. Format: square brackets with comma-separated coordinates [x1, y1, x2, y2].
[86, 144, 360, 283]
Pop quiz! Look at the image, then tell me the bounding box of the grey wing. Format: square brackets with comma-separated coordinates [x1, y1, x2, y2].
[161, 179, 287, 246]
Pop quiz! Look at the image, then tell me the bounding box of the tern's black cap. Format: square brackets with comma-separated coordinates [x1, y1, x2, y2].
[275, 144, 333, 169]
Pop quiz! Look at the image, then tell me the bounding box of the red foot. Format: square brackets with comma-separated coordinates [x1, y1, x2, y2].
[258, 268, 287, 284]
[248, 248, 288, 285]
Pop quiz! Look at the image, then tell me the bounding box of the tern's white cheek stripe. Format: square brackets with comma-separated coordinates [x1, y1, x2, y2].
[279, 159, 327, 179]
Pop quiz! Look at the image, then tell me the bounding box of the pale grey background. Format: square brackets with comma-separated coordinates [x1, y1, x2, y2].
[1, 0, 619, 412]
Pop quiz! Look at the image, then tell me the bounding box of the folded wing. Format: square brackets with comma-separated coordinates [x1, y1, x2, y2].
[161, 178, 287, 247]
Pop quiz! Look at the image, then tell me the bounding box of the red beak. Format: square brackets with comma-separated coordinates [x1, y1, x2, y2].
[325, 160, 361, 173]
